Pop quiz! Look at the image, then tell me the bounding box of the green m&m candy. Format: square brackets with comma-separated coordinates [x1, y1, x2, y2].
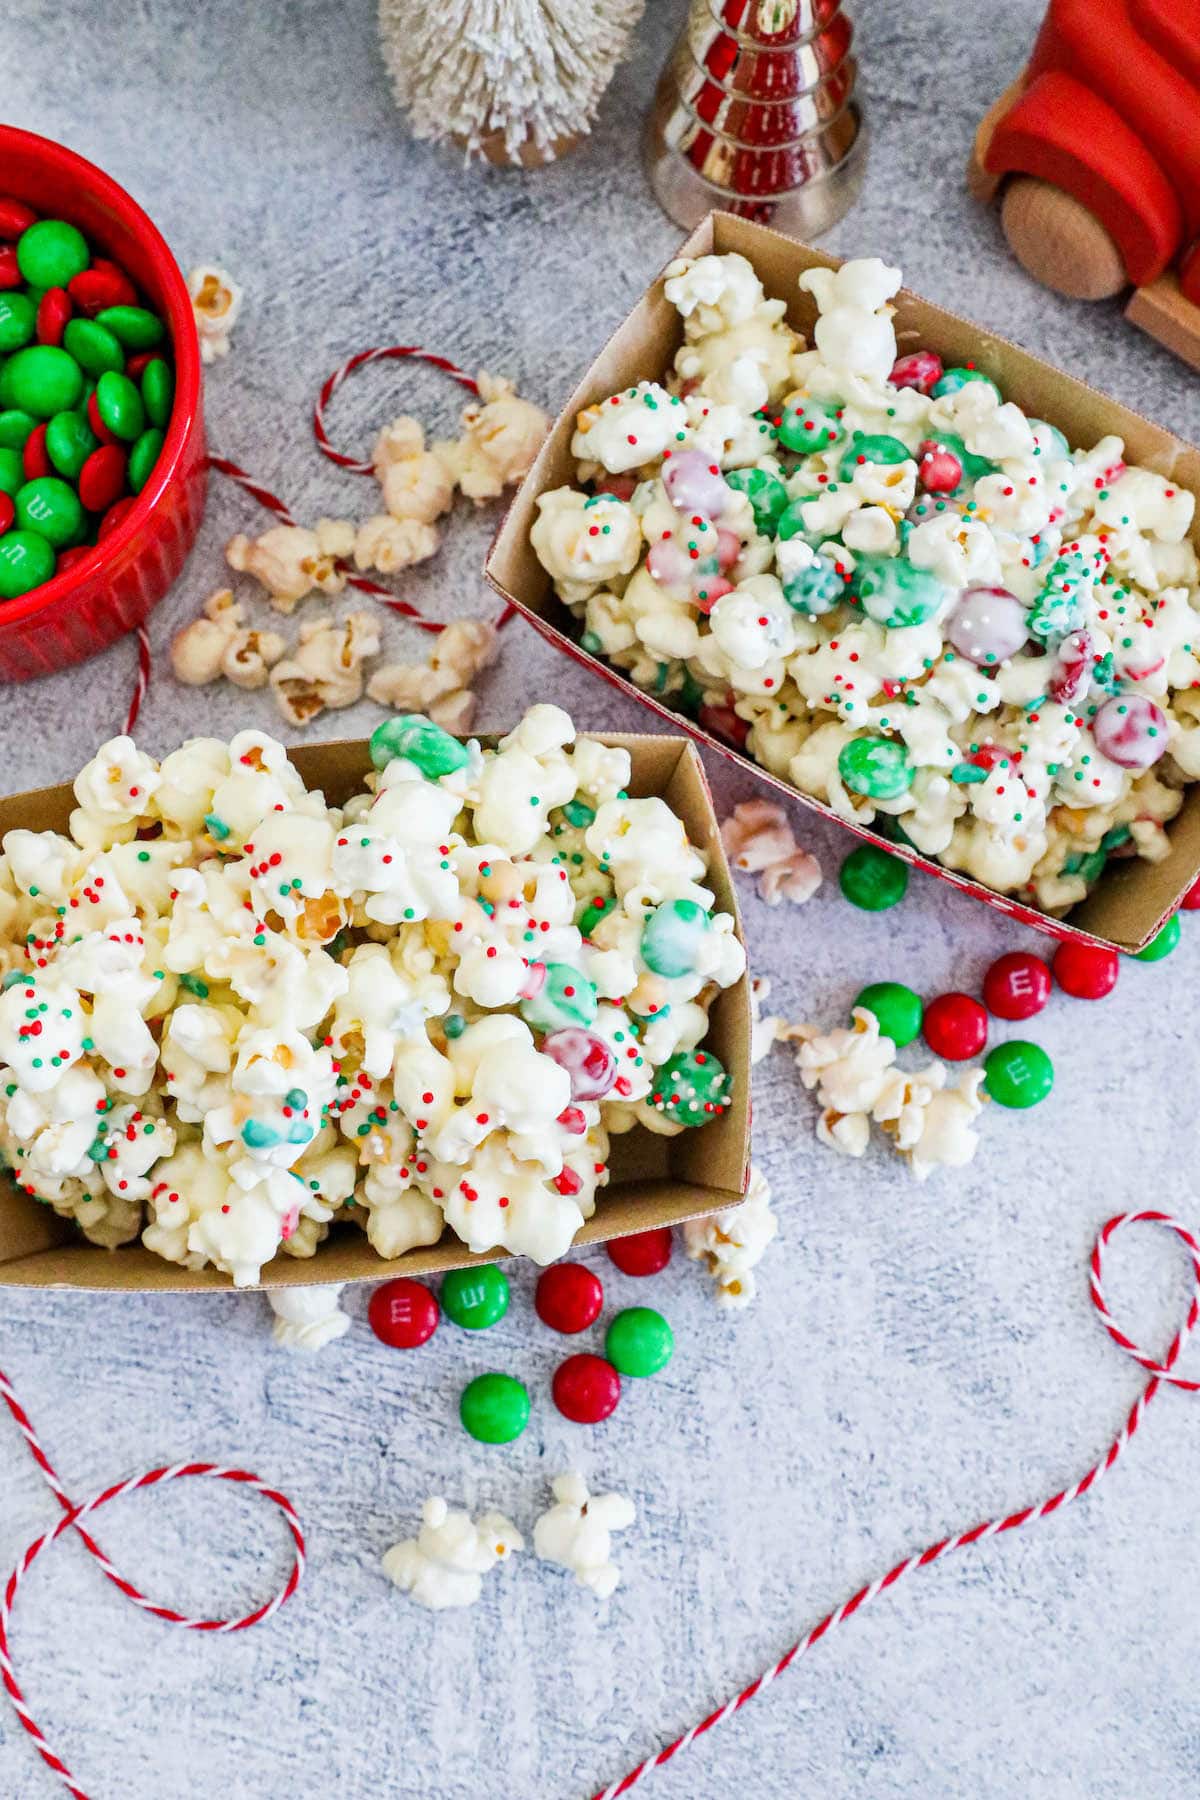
[141, 357, 174, 427]
[839, 432, 912, 483]
[983, 1040, 1053, 1108]
[368, 712, 469, 776]
[780, 544, 844, 616]
[441, 1264, 509, 1331]
[15, 477, 83, 548]
[838, 735, 913, 801]
[0, 410, 35, 450]
[128, 427, 164, 493]
[1134, 914, 1180, 962]
[1, 346, 84, 418]
[840, 843, 909, 911]
[775, 496, 815, 544]
[0, 449, 23, 497]
[931, 366, 1000, 401]
[45, 410, 99, 481]
[649, 1046, 730, 1126]
[852, 553, 946, 628]
[778, 395, 845, 453]
[459, 1371, 529, 1444]
[95, 305, 164, 350]
[724, 465, 788, 536]
[641, 897, 709, 977]
[94, 370, 145, 441]
[520, 962, 598, 1032]
[0, 293, 36, 354]
[63, 317, 125, 377]
[0, 530, 56, 599]
[17, 219, 89, 289]
[605, 1307, 673, 1377]
[853, 981, 923, 1048]
[578, 893, 616, 937]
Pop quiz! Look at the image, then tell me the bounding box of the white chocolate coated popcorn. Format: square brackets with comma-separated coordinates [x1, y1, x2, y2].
[532, 250, 1200, 915]
[684, 1162, 778, 1308]
[382, 1497, 523, 1610]
[187, 264, 242, 363]
[533, 1472, 636, 1600]
[0, 713, 739, 1282]
[266, 1283, 352, 1350]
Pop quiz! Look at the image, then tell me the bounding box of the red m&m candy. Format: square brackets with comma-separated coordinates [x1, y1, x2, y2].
[36, 288, 71, 347]
[606, 1226, 673, 1277]
[79, 445, 126, 513]
[0, 492, 13, 535]
[982, 951, 1050, 1021]
[0, 199, 38, 240]
[1181, 874, 1200, 912]
[1053, 939, 1118, 999]
[890, 349, 943, 393]
[368, 1277, 439, 1349]
[922, 991, 988, 1060]
[0, 247, 20, 291]
[552, 1353, 621, 1424]
[535, 1262, 603, 1335]
[22, 421, 49, 480]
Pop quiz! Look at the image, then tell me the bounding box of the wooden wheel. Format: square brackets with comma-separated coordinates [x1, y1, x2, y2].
[1000, 177, 1128, 302]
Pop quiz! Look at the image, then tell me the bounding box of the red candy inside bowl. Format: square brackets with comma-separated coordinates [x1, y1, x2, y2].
[0, 127, 206, 682]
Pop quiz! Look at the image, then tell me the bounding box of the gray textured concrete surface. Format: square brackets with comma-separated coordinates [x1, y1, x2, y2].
[1, 2, 1199, 1797]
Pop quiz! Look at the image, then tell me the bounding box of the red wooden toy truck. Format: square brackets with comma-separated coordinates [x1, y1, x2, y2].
[968, 0, 1200, 368]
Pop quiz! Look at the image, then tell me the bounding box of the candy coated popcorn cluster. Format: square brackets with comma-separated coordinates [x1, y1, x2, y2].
[531, 250, 1200, 912]
[0, 707, 742, 1286]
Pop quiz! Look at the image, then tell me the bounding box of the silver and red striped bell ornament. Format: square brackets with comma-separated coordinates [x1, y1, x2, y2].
[644, 0, 866, 235]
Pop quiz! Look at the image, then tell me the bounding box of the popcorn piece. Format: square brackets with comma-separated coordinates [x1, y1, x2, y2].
[434, 372, 549, 503]
[353, 515, 440, 575]
[720, 798, 822, 906]
[533, 1472, 636, 1600]
[226, 519, 357, 613]
[684, 1162, 778, 1308]
[269, 610, 382, 725]
[373, 415, 455, 523]
[880, 1063, 986, 1180]
[381, 1497, 523, 1610]
[266, 1283, 351, 1351]
[367, 618, 497, 732]
[170, 588, 286, 690]
[187, 264, 242, 363]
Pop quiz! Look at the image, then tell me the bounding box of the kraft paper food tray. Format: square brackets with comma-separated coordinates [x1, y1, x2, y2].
[0, 733, 750, 1292]
[486, 211, 1200, 954]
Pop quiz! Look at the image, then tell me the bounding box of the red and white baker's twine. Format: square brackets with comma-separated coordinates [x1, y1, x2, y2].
[0, 1368, 304, 1800]
[591, 1209, 1200, 1800]
[122, 344, 513, 731]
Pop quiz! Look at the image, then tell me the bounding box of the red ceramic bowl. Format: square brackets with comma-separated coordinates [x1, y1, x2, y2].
[0, 127, 207, 682]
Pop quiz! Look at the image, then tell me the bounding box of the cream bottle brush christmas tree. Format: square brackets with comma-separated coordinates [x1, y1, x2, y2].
[378, 0, 645, 166]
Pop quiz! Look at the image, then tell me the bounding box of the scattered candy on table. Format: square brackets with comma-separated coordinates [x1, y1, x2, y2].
[1053, 939, 1119, 1000]
[606, 1226, 673, 1277]
[552, 1352, 621, 1424]
[368, 1278, 441, 1349]
[853, 981, 923, 1048]
[1134, 914, 1180, 961]
[535, 1262, 604, 1334]
[533, 1473, 636, 1600]
[983, 1040, 1054, 1108]
[839, 843, 909, 912]
[921, 992, 988, 1061]
[0, 201, 173, 600]
[460, 1371, 530, 1443]
[381, 1495, 523, 1609]
[441, 1264, 509, 1330]
[605, 1306, 674, 1377]
[982, 951, 1051, 1020]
